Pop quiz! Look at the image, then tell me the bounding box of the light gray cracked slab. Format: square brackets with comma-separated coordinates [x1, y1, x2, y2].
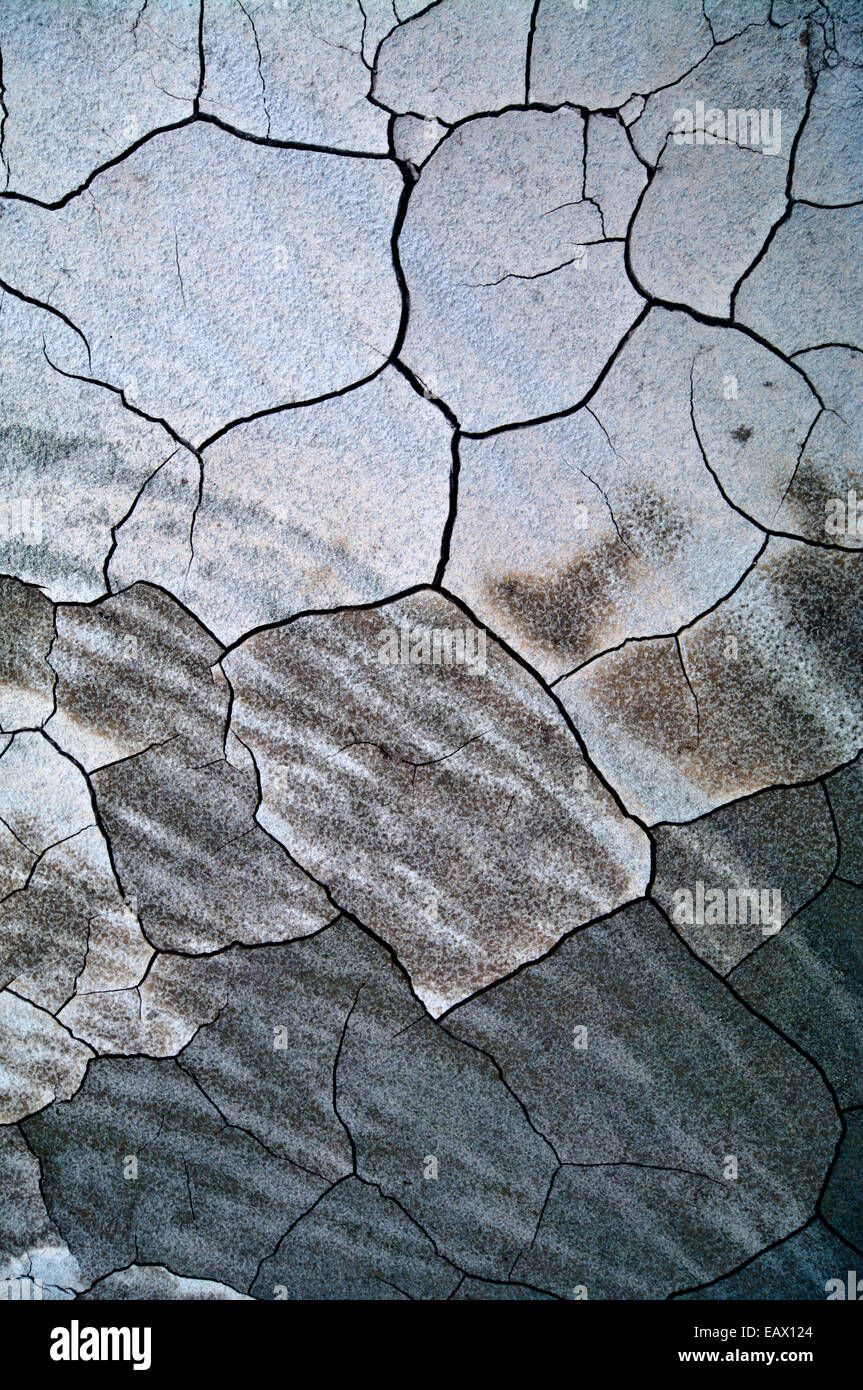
[735, 204, 863, 355]
[628, 24, 811, 315]
[0, 990, 92, 1123]
[58, 951, 227, 1058]
[225, 590, 650, 1014]
[0, 0, 199, 203]
[619, 95, 645, 125]
[201, 0, 389, 151]
[399, 108, 644, 431]
[826, 750, 863, 884]
[445, 311, 763, 680]
[42, 581, 332, 950]
[0, 732, 94, 855]
[530, 0, 713, 110]
[374, 0, 533, 121]
[559, 537, 863, 823]
[630, 22, 809, 168]
[0, 292, 193, 604]
[0, 823, 150, 1014]
[822, 1109, 863, 1252]
[391, 115, 449, 169]
[112, 369, 452, 644]
[630, 142, 789, 317]
[793, 33, 863, 204]
[783, 345, 863, 547]
[770, 0, 825, 20]
[703, 0, 771, 43]
[794, 72, 863, 203]
[0, 123, 404, 443]
[690, 333, 834, 541]
[584, 114, 647, 239]
[42, 578, 334, 956]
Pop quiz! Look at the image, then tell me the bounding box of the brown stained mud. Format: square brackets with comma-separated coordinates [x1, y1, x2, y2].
[574, 542, 863, 810]
[576, 636, 696, 757]
[488, 546, 632, 669]
[485, 482, 689, 669]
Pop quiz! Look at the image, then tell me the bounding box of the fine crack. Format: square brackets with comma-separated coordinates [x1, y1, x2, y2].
[236, 0, 272, 136]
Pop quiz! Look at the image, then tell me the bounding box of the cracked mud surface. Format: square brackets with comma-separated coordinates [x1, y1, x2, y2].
[1, 0, 862, 1302]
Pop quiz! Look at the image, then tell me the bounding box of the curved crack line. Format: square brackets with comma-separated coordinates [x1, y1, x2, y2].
[652, 898, 848, 1226]
[0, 822, 97, 910]
[0, 43, 10, 190]
[688, 355, 862, 553]
[728, 76, 818, 317]
[332, 986, 362, 1172]
[552, 532, 770, 686]
[668, 1215, 817, 1300]
[0, 108, 392, 215]
[236, 0, 272, 136]
[459, 301, 651, 440]
[173, 1055, 329, 1184]
[355, 0, 374, 74]
[39, 341, 195, 456]
[218, 578, 650, 838]
[195, 0, 205, 107]
[103, 448, 181, 594]
[674, 634, 701, 753]
[366, 0, 449, 114]
[466, 248, 608, 288]
[1, 276, 92, 369]
[769, 406, 824, 523]
[651, 742, 863, 832]
[525, 0, 541, 105]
